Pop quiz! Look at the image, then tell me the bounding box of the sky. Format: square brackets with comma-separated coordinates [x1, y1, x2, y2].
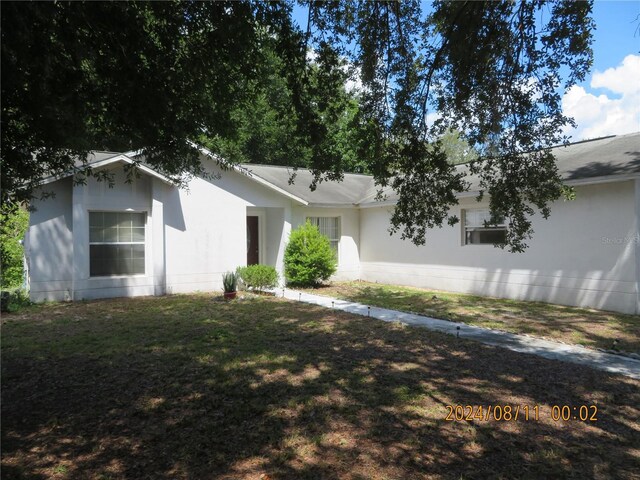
[292, 1, 640, 142]
[563, 1, 639, 140]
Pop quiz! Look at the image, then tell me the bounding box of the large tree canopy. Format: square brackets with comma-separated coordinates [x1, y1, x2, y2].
[211, 37, 366, 174]
[1, 0, 594, 251]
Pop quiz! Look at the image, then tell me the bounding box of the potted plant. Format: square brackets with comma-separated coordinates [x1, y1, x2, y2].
[222, 271, 238, 299]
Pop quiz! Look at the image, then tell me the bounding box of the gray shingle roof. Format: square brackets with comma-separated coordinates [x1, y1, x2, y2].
[238, 164, 375, 205]
[555, 132, 640, 180]
[356, 132, 640, 205]
[69, 133, 640, 205]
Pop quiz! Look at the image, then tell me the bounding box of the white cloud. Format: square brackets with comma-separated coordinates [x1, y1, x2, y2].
[591, 54, 640, 96]
[562, 54, 640, 140]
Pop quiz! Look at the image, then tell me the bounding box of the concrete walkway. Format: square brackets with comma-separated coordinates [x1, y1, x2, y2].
[282, 289, 640, 380]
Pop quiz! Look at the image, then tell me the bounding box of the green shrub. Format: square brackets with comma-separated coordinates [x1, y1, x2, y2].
[1, 288, 31, 313]
[221, 271, 238, 293]
[236, 264, 279, 292]
[1, 206, 29, 289]
[284, 221, 337, 287]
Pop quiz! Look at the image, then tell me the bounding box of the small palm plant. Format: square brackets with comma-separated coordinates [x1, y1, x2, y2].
[221, 271, 238, 299]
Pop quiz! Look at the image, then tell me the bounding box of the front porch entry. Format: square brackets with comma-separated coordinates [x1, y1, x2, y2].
[246, 206, 285, 272]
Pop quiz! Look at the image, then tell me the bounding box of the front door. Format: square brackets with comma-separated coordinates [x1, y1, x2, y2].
[246, 216, 259, 265]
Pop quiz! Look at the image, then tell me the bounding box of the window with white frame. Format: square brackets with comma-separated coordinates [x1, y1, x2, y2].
[463, 208, 507, 245]
[306, 216, 340, 256]
[89, 212, 146, 276]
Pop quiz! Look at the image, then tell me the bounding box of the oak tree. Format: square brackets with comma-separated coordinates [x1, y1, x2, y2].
[1, 1, 595, 251]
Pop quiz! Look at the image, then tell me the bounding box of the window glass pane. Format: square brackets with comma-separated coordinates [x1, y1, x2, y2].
[89, 212, 103, 228]
[116, 244, 129, 259]
[307, 216, 339, 241]
[466, 229, 507, 245]
[132, 258, 145, 273]
[89, 245, 145, 276]
[131, 244, 145, 258]
[103, 226, 118, 242]
[117, 212, 133, 227]
[131, 213, 145, 227]
[90, 244, 106, 260]
[118, 257, 134, 275]
[89, 212, 145, 276]
[465, 208, 504, 227]
[131, 227, 145, 242]
[104, 212, 118, 228]
[118, 228, 133, 242]
[90, 245, 114, 276]
[307, 216, 339, 260]
[325, 218, 337, 240]
[89, 227, 103, 243]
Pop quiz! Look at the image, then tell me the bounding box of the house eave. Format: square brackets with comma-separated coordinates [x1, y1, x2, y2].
[306, 202, 359, 208]
[356, 173, 640, 208]
[357, 200, 397, 209]
[562, 173, 640, 187]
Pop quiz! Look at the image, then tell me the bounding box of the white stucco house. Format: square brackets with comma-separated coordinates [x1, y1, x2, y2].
[26, 132, 640, 314]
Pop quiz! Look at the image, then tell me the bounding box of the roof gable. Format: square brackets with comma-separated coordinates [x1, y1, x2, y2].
[39, 152, 175, 186]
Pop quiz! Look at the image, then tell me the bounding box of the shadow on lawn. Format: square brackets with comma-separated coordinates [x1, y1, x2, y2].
[2, 296, 639, 479]
[331, 284, 640, 353]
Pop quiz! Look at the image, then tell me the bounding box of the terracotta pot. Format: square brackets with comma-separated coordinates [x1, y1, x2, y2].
[223, 291, 237, 300]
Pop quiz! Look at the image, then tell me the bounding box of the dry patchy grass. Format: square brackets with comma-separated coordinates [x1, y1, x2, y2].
[2, 294, 639, 479]
[304, 281, 640, 353]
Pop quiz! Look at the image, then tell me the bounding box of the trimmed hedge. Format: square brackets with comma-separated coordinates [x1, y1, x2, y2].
[236, 264, 279, 292]
[284, 221, 337, 287]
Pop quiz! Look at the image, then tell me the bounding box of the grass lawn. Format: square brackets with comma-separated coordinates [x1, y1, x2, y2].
[303, 281, 640, 353]
[2, 295, 639, 479]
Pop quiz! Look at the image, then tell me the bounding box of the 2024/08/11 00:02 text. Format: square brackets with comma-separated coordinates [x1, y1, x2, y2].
[444, 405, 598, 422]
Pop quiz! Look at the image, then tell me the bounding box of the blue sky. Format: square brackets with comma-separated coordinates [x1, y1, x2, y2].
[588, 0, 638, 76]
[564, 1, 639, 139]
[292, 1, 640, 140]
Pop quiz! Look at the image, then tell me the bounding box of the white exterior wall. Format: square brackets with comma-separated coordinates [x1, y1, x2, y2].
[28, 178, 74, 301]
[162, 161, 293, 293]
[27, 158, 638, 314]
[291, 206, 360, 281]
[360, 181, 638, 314]
[27, 158, 296, 301]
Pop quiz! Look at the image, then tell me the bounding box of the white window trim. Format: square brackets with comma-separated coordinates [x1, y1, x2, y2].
[88, 210, 148, 277]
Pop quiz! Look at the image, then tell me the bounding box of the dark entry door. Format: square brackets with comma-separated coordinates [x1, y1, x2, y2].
[246, 216, 259, 265]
